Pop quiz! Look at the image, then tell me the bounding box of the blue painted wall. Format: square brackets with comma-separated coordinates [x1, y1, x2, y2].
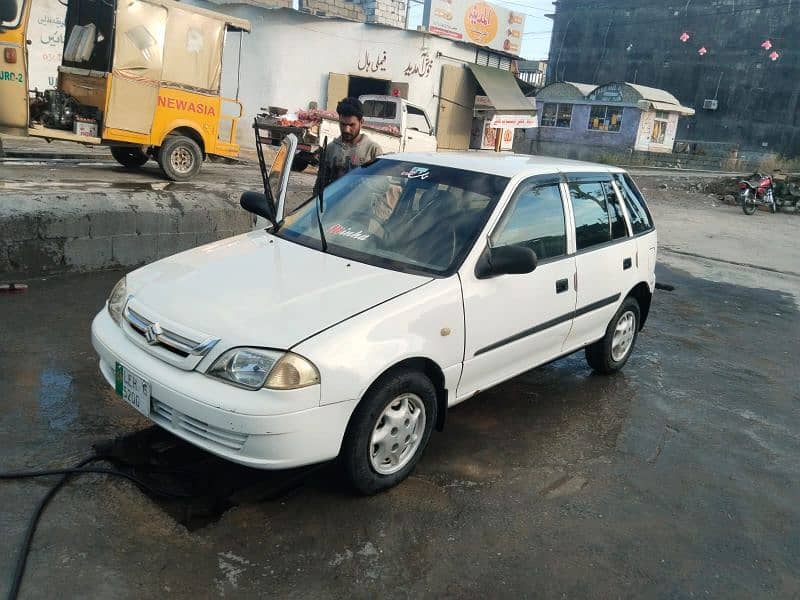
[516, 104, 643, 160]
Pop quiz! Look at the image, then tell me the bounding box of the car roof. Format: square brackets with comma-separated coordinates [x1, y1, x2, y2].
[379, 152, 625, 179]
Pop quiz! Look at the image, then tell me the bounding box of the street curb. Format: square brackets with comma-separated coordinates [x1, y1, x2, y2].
[2, 151, 114, 161]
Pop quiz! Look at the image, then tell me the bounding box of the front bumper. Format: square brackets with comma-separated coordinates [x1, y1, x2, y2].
[91, 309, 357, 469]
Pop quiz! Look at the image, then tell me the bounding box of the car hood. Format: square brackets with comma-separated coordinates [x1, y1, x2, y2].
[126, 230, 432, 349]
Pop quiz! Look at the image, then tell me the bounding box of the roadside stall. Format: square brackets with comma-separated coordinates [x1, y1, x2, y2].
[464, 63, 536, 152]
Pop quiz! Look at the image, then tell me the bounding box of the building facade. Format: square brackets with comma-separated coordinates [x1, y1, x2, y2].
[547, 0, 800, 157]
[188, 6, 530, 149]
[517, 81, 694, 160]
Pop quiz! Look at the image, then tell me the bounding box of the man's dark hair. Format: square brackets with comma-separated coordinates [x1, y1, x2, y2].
[337, 97, 364, 120]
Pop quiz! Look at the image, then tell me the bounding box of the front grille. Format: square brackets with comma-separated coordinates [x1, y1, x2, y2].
[151, 399, 174, 421]
[126, 308, 203, 357]
[150, 399, 248, 452]
[122, 304, 220, 370]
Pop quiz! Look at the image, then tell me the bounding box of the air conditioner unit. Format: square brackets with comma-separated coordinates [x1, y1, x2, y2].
[703, 99, 718, 110]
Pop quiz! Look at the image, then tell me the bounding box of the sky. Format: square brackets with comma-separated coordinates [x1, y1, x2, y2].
[406, 0, 556, 61]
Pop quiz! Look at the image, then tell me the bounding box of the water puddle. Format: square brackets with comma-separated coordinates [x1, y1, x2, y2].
[38, 368, 77, 431]
[93, 426, 336, 530]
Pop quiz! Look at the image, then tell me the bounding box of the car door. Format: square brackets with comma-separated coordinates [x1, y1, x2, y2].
[562, 173, 638, 353]
[252, 134, 297, 229]
[458, 175, 577, 400]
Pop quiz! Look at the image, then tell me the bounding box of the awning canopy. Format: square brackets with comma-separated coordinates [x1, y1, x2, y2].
[467, 63, 534, 115]
[647, 100, 695, 116]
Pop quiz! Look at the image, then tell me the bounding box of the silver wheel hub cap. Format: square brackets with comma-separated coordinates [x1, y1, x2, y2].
[370, 393, 426, 475]
[171, 146, 194, 173]
[611, 310, 636, 362]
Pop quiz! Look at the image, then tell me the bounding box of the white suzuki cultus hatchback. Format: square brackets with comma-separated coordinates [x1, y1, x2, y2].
[92, 136, 657, 494]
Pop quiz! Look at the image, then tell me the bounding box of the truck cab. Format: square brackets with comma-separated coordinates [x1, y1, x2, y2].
[359, 95, 437, 153]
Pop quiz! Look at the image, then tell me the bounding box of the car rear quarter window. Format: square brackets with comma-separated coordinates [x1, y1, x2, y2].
[614, 173, 654, 234]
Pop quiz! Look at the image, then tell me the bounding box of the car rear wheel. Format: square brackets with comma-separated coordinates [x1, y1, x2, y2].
[111, 146, 149, 168]
[158, 135, 203, 181]
[342, 369, 437, 495]
[585, 296, 641, 374]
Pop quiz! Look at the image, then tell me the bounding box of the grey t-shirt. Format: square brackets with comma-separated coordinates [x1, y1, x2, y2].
[314, 134, 382, 194]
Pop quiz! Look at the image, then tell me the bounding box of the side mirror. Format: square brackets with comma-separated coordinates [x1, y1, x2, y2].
[240, 191, 276, 223]
[475, 245, 537, 279]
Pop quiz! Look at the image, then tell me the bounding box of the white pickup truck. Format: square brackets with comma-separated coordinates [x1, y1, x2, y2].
[318, 95, 438, 154]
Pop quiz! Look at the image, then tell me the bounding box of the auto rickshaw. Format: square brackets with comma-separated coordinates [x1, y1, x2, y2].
[0, 0, 250, 180]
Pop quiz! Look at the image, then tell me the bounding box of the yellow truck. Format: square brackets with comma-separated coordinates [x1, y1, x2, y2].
[0, 0, 250, 179]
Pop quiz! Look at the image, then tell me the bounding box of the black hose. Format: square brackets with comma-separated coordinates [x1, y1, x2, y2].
[2, 456, 193, 600]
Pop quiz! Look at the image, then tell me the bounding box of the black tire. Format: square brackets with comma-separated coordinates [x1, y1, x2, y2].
[291, 157, 310, 172]
[111, 146, 149, 168]
[157, 135, 203, 181]
[741, 192, 757, 215]
[585, 296, 641, 374]
[341, 369, 437, 495]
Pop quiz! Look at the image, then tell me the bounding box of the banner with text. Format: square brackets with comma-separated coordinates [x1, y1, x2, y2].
[27, 0, 67, 91]
[425, 0, 526, 55]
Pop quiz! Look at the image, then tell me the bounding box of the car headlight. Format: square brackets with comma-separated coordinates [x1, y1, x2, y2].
[107, 276, 127, 325]
[207, 348, 320, 390]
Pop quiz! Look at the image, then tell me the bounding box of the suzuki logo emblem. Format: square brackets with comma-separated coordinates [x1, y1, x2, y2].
[144, 322, 163, 345]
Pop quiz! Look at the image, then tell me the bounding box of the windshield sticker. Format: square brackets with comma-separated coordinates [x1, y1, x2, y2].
[401, 166, 430, 180]
[328, 223, 370, 241]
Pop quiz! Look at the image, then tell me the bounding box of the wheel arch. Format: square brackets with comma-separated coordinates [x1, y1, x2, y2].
[627, 281, 652, 330]
[158, 124, 207, 157]
[356, 357, 449, 433]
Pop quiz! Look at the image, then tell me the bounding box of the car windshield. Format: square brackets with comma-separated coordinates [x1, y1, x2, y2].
[0, 0, 23, 28]
[276, 159, 509, 276]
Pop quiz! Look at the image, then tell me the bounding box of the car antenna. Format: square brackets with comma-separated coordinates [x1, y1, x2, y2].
[316, 137, 329, 252]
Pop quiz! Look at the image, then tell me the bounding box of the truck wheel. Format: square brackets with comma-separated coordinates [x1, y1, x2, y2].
[341, 369, 437, 495]
[111, 147, 149, 168]
[291, 157, 310, 172]
[158, 136, 202, 181]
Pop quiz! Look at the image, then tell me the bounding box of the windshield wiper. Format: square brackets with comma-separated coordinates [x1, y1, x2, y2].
[316, 137, 329, 253]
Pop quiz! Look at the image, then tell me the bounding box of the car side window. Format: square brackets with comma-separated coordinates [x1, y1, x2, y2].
[603, 182, 628, 239]
[491, 183, 567, 261]
[614, 173, 653, 234]
[569, 182, 612, 250]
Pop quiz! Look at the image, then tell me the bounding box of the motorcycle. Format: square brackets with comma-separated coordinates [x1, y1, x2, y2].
[739, 173, 776, 215]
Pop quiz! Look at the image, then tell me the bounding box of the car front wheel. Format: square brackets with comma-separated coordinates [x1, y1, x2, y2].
[342, 369, 437, 495]
[585, 296, 641, 374]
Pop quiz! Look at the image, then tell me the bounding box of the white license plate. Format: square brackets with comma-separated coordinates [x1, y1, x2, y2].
[115, 362, 151, 417]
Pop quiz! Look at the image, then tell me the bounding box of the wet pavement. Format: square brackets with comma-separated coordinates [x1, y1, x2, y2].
[1, 258, 798, 598]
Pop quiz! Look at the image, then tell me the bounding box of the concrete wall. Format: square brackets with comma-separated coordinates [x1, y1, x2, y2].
[192, 6, 477, 147]
[547, 0, 800, 156]
[299, 0, 365, 21]
[0, 193, 253, 277]
[298, 0, 405, 28]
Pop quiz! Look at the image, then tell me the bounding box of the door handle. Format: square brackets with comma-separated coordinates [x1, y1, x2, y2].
[556, 278, 569, 293]
[623, 258, 632, 270]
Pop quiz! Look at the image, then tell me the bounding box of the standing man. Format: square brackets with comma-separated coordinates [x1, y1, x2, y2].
[314, 97, 383, 196]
